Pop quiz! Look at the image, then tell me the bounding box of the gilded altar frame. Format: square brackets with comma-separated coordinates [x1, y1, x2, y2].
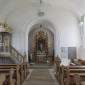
[33, 26, 50, 55]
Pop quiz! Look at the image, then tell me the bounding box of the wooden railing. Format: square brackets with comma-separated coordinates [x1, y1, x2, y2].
[10, 45, 25, 63]
[0, 43, 25, 63]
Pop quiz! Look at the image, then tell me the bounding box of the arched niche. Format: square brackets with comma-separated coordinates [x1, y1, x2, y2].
[24, 18, 60, 62]
[28, 24, 54, 63]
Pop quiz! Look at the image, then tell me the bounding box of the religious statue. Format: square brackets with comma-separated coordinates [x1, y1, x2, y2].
[4, 37, 9, 46]
[40, 43, 43, 51]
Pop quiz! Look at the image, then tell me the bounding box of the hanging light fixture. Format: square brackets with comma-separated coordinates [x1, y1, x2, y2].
[37, 0, 44, 17]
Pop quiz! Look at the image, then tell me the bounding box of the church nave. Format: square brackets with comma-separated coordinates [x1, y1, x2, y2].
[1, 0, 85, 85]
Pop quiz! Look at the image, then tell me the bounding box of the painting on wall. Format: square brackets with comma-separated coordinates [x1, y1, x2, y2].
[61, 47, 68, 58]
[68, 47, 76, 59]
[61, 47, 76, 59]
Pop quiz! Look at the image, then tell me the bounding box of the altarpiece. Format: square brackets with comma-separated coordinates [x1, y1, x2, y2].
[33, 25, 50, 62]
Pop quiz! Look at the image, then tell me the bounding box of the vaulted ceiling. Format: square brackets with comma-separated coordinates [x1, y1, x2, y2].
[0, 0, 85, 16]
[0, 0, 85, 29]
[71, 0, 85, 16]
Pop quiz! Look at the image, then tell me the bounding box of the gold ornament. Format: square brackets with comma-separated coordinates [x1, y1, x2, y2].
[33, 25, 50, 54]
[55, 55, 61, 64]
[0, 22, 13, 34]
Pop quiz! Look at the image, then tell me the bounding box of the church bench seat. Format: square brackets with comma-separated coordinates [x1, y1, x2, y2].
[60, 65, 85, 85]
[0, 63, 29, 84]
[0, 68, 15, 85]
[22, 62, 29, 78]
[56, 58, 85, 84]
[0, 66, 20, 85]
[0, 65, 23, 84]
[0, 63, 29, 76]
[66, 68, 85, 85]
[0, 74, 6, 85]
[56, 57, 85, 85]
[64, 66, 85, 69]
[75, 73, 85, 85]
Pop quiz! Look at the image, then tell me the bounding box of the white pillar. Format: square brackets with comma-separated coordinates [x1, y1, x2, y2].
[80, 17, 85, 48]
[83, 17, 85, 47]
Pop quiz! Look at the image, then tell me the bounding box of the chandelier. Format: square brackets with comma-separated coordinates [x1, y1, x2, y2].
[37, 0, 44, 17]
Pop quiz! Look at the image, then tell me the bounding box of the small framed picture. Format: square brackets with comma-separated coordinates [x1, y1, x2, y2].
[61, 47, 68, 58]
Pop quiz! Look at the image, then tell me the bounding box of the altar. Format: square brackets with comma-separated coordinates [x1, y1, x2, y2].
[35, 54, 47, 62]
[33, 25, 50, 63]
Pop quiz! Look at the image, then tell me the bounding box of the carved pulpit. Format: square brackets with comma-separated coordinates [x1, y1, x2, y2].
[0, 22, 13, 54]
[33, 25, 50, 62]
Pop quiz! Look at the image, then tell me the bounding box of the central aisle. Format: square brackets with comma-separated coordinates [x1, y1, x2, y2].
[23, 69, 59, 85]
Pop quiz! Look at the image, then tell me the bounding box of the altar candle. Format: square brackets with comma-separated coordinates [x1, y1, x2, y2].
[30, 54, 32, 59]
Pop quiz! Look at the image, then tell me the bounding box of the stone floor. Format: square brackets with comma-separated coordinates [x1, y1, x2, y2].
[34, 62, 54, 66]
[29, 62, 54, 69]
[23, 68, 59, 85]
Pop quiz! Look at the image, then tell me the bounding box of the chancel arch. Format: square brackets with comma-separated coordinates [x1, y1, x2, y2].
[28, 24, 54, 63]
[25, 18, 60, 63]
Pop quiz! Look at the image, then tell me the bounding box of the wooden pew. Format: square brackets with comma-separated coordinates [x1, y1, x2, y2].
[60, 65, 85, 85]
[55, 57, 61, 83]
[0, 64, 23, 84]
[60, 65, 66, 85]
[74, 73, 85, 85]
[0, 68, 15, 85]
[0, 74, 6, 85]
[0, 63, 29, 84]
[0, 65, 20, 85]
[23, 62, 29, 78]
[66, 67, 85, 85]
[56, 62, 61, 82]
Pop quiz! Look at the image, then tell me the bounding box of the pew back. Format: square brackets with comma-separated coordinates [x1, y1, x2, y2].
[0, 63, 29, 85]
[60, 65, 85, 85]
